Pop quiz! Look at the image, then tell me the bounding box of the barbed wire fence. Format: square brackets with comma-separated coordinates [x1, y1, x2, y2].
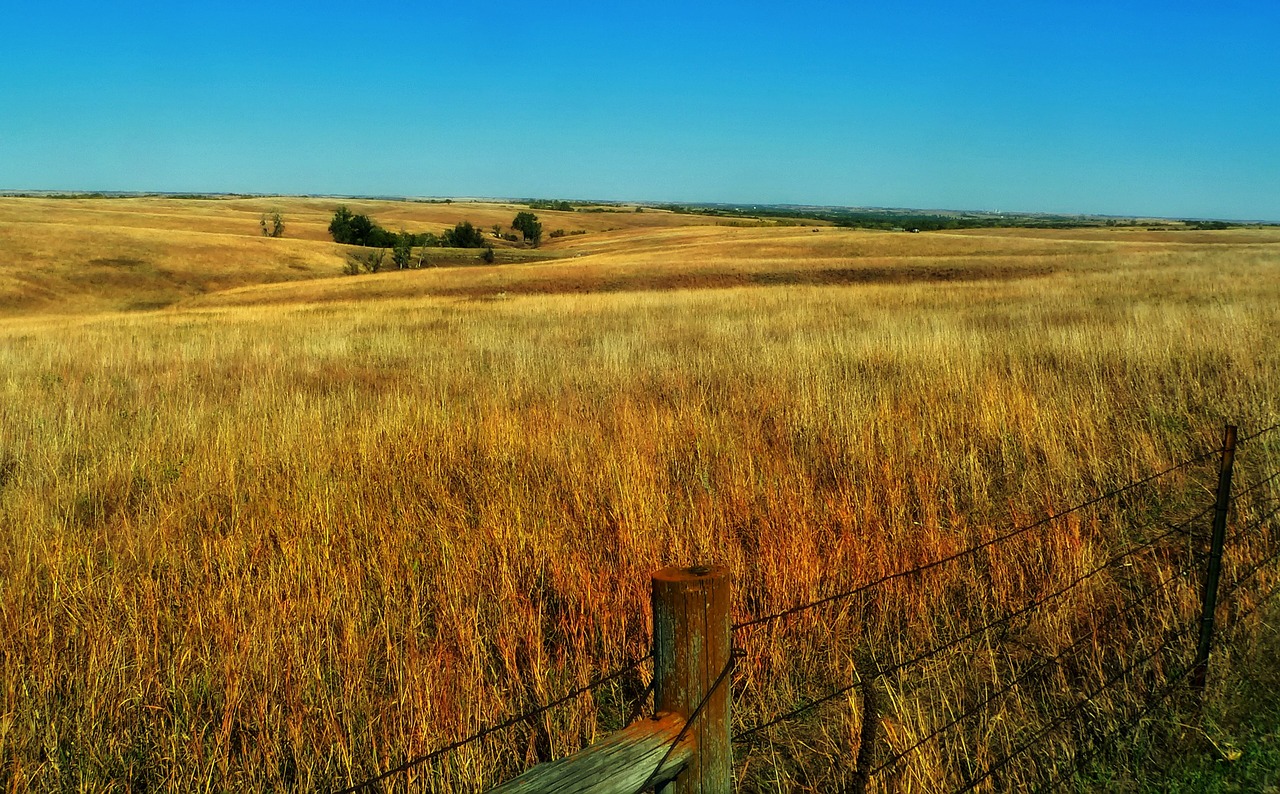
[730, 421, 1279, 792]
[333, 421, 1280, 792]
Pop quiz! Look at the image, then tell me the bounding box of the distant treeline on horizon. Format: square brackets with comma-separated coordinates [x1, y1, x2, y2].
[0, 190, 1271, 229]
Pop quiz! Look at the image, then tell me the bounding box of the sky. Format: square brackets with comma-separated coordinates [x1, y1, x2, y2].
[2, 1, 1278, 220]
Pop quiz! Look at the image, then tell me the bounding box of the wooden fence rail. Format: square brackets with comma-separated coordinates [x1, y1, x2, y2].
[492, 565, 732, 794]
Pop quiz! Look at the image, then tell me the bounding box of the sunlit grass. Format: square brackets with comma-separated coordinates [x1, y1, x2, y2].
[0, 203, 1278, 790]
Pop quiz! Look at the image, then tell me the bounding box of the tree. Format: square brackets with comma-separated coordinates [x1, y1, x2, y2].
[260, 210, 285, 238]
[328, 206, 420, 248]
[512, 211, 542, 247]
[392, 234, 413, 269]
[481, 245, 496, 263]
[329, 205, 378, 246]
[441, 221, 486, 248]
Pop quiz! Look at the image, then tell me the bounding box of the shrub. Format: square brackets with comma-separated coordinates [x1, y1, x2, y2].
[343, 249, 385, 275]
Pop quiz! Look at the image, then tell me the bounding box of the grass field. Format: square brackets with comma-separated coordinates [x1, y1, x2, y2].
[1, 196, 1278, 791]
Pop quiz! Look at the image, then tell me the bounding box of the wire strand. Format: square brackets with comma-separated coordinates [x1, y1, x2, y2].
[1038, 661, 1194, 793]
[635, 647, 742, 794]
[1224, 574, 1280, 630]
[1239, 501, 1280, 535]
[1238, 422, 1280, 445]
[734, 449, 1218, 632]
[954, 619, 1197, 793]
[1223, 539, 1280, 605]
[869, 559, 1195, 776]
[331, 654, 651, 794]
[878, 513, 1206, 679]
[733, 513, 1204, 744]
[1041, 552, 1280, 792]
[1232, 468, 1280, 500]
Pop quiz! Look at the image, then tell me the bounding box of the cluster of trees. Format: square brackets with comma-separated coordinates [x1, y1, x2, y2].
[332, 207, 558, 275]
[441, 221, 486, 248]
[328, 206, 502, 250]
[328, 206, 433, 248]
[528, 199, 574, 211]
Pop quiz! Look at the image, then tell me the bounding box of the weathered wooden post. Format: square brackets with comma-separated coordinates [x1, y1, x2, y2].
[489, 565, 732, 793]
[1191, 423, 1237, 692]
[651, 564, 733, 793]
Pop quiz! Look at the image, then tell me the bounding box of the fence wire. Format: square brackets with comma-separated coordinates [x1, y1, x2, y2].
[737, 449, 1274, 790]
[351, 426, 1279, 791]
[953, 615, 1199, 793]
[734, 446, 1220, 632]
[1237, 421, 1280, 445]
[332, 653, 652, 793]
[733, 501, 1210, 745]
[869, 557, 1197, 777]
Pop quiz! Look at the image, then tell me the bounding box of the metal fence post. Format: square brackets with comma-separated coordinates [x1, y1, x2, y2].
[652, 564, 733, 793]
[1192, 423, 1238, 691]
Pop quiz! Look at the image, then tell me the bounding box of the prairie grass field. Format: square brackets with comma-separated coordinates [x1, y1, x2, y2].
[0, 196, 1278, 790]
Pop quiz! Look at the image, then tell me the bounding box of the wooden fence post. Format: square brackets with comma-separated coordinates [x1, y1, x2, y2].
[1192, 423, 1238, 691]
[652, 564, 733, 794]
[492, 566, 732, 793]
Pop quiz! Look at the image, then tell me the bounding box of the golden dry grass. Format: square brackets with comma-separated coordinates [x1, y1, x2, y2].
[0, 197, 1278, 791]
[0, 196, 744, 315]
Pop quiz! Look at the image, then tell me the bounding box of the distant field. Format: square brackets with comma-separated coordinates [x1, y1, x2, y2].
[1, 196, 1278, 791]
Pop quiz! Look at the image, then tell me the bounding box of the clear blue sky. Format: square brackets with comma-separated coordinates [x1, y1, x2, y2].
[2, 1, 1278, 220]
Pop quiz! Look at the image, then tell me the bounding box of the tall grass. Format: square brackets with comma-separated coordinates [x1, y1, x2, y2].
[0, 240, 1277, 790]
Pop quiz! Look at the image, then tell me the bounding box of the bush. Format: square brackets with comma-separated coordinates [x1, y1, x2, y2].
[549, 229, 566, 239]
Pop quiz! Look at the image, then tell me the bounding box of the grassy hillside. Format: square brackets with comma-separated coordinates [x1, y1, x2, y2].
[1, 196, 1278, 791]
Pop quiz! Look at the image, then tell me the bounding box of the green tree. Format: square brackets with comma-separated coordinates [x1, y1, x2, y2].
[481, 245, 496, 263]
[442, 221, 486, 248]
[512, 211, 542, 246]
[329, 205, 379, 246]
